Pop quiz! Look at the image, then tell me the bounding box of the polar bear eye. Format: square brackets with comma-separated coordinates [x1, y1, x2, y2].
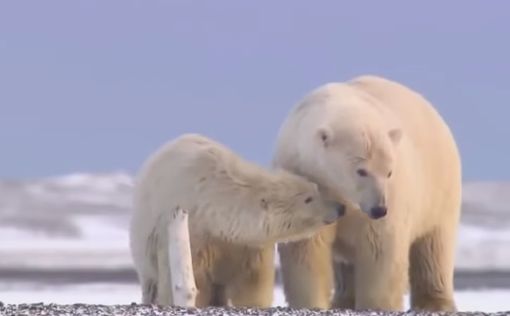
[357, 169, 368, 177]
[304, 197, 313, 204]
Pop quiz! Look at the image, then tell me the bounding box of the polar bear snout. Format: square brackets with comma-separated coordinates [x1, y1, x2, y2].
[369, 205, 387, 219]
[323, 202, 346, 224]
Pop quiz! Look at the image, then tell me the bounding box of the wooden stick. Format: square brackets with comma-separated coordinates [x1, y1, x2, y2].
[168, 207, 197, 307]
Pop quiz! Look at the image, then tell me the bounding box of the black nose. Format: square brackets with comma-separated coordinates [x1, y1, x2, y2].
[370, 206, 387, 219]
[336, 203, 346, 217]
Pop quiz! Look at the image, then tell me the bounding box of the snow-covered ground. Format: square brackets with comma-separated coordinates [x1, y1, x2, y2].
[0, 282, 508, 312]
[0, 172, 509, 271]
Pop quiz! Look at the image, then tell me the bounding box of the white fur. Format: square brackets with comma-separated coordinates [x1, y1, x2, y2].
[129, 133, 344, 306]
[274, 75, 462, 311]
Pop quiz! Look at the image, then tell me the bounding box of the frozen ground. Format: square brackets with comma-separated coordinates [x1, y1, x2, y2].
[0, 172, 509, 271]
[0, 282, 508, 312]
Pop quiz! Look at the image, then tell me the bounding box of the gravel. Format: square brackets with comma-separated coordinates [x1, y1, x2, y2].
[0, 302, 508, 316]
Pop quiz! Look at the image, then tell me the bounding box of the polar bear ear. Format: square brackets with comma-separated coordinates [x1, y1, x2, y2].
[317, 127, 333, 148]
[388, 128, 402, 145]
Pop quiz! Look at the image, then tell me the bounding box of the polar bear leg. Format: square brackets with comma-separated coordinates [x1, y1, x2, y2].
[141, 278, 158, 304]
[409, 224, 457, 312]
[228, 246, 275, 307]
[354, 229, 408, 311]
[278, 234, 334, 309]
[331, 262, 356, 309]
[209, 284, 228, 306]
[155, 247, 173, 306]
[228, 266, 274, 307]
[193, 273, 214, 307]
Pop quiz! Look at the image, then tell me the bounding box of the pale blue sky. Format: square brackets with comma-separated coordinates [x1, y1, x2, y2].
[0, 1, 509, 180]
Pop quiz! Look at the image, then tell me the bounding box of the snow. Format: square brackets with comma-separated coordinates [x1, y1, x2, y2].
[0, 172, 510, 270]
[0, 215, 131, 269]
[0, 283, 508, 312]
[0, 172, 509, 312]
[456, 224, 510, 270]
[48, 172, 133, 190]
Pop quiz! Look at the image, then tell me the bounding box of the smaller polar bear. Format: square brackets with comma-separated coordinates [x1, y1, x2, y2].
[129, 133, 345, 308]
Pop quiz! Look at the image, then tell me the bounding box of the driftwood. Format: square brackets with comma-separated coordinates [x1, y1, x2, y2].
[168, 207, 197, 307]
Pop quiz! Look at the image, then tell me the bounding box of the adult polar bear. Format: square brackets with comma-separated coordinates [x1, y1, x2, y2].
[273, 75, 462, 311]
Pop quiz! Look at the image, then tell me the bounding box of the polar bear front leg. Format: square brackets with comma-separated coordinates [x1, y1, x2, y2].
[228, 264, 274, 307]
[331, 261, 356, 309]
[228, 245, 275, 308]
[354, 226, 409, 311]
[409, 224, 457, 311]
[278, 231, 334, 309]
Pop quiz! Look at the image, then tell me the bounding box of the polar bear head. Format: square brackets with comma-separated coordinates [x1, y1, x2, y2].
[273, 82, 405, 220]
[258, 170, 346, 242]
[311, 111, 402, 219]
[316, 120, 401, 219]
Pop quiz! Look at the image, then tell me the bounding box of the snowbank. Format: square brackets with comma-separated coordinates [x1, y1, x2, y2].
[1, 172, 509, 271]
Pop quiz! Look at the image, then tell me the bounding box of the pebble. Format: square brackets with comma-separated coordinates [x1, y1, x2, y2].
[0, 303, 508, 316]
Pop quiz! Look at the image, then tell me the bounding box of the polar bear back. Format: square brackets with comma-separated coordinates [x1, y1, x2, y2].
[133, 134, 266, 227]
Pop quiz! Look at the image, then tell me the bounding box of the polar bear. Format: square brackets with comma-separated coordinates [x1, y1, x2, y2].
[273, 75, 462, 311]
[129, 133, 345, 308]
